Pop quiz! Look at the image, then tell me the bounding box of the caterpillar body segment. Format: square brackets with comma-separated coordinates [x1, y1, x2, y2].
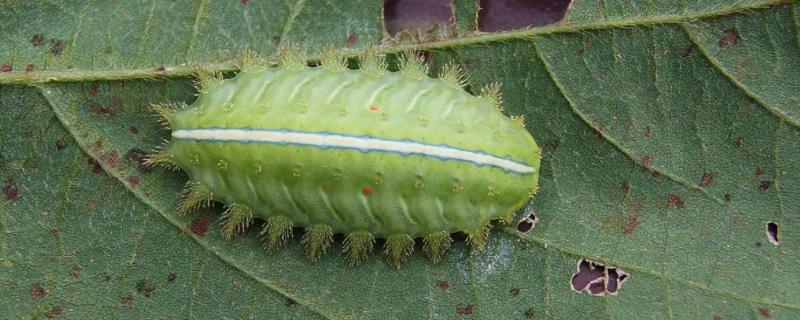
[153, 48, 541, 268]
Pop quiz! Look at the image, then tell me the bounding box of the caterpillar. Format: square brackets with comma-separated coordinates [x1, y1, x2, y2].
[147, 46, 541, 268]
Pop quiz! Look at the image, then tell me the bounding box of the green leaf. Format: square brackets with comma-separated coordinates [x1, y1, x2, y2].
[2, 0, 798, 318]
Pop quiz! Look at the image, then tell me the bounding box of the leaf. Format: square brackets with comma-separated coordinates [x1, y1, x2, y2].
[2, 0, 799, 319]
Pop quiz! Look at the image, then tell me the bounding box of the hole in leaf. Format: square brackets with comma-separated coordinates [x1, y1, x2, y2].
[478, 0, 571, 32]
[384, 0, 454, 36]
[570, 259, 628, 296]
[766, 222, 779, 245]
[516, 213, 539, 233]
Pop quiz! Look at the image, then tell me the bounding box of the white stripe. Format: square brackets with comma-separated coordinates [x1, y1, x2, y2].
[405, 88, 430, 112]
[173, 129, 535, 174]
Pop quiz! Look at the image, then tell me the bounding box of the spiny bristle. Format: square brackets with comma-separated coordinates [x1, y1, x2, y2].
[237, 49, 269, 73]
[439, 61, 467, 89]
[385, 234, 415, 269]
[480, 82, 503, 111]
[359, 47, 386, 78]
[195, 68, 223, 93]
[511, 115, 526, 128]
[319, 44, 347, 73]
[278, 43, 306, 71]
[423, 231, 452, 263]
[343, 231, 375, 266]
[466, 224, 492, 251]
[302, 224, 334, 262]
[528, 185, 540, 198]
[220, 203, 253, 239]
[149, 102, 185, 130]
[261, 215, 294, 252]
[399, 52, 428, 80]
[178, 181, 214, 214]
[144, 143, 179, 171]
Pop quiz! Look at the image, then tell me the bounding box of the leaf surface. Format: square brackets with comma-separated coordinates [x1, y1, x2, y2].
[1, 1, 798, 319]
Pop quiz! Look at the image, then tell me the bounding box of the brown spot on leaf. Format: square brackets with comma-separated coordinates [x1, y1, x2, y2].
[154, 65, 167, 72]
[285, 298, 296, 306]
[0, 63, 12, 72]
[49, 39, 65, 55]
[128, 176, 140, 188]
[26, 64, 36, 72]
[759, 180, 772, 190]
[87, 158, 103, 173]
[699, 172, 715, 188]
[362, 186, 374, 195]
[45, 305, 64, 318]
[167, 273, 177, 283]
[758, 307, 770, 317]
[30, 283, 47, 300]
[643, 126, 650, 138]
[346, 33, 358, 47]
[525, 308, 535, 319]
[88, 82, 100, 96]
[121, 294, 134, 306]
[69, 265, 82, 278]
[48, 39, 66, 55]
[240, 0, 249, 5]
[590, 123, 604, 138]
[23, 157, 37, 169]
[55, 139, 67, 150]
[735, 137, 743, 148]
[719, 28, 741, 48]
[622, 215, 640, 236]
[3, 178, 19, 202]
[456, 304, 473, 316]
[129, 126, 139, 134]
[620, 180, 630, 193]
[126, 149, 150, 172]
[640, 155, 651, 168]
[101, 151, 119, 168]
[189, 215, 212, 237]
[90, 105, 118, 119]
[32, 34, 45, 47]
[136, 280, 155, 297]
[668, 194, 684, 208]
[755, 168, 764, 176]
[436, 280, 450, 291]
[681, 43, 695, 57]
[509, 288, 520, 297]
[93, 138, 105, 151]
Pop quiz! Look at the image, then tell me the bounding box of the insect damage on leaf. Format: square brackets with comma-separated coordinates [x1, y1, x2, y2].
[147, 45, 541, 268]
[570, 258, 629, 296]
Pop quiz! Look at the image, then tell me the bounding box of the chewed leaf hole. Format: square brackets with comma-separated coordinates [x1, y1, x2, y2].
[570, 258, 628, 296]
[516, 213, 539, 233]
[766, 222, 780, 245]
[384, 0, 454, 37]
[477, 0, 572, 32]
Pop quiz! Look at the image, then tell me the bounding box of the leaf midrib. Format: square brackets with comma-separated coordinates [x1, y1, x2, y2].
[0, 0, 791, 85]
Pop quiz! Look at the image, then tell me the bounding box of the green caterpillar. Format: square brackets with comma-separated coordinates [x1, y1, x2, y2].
[147, 46, 541, 268]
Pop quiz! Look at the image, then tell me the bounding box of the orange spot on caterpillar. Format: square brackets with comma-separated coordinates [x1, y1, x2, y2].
[369, 105, 380, 112]
[362, 187, 374, 195]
